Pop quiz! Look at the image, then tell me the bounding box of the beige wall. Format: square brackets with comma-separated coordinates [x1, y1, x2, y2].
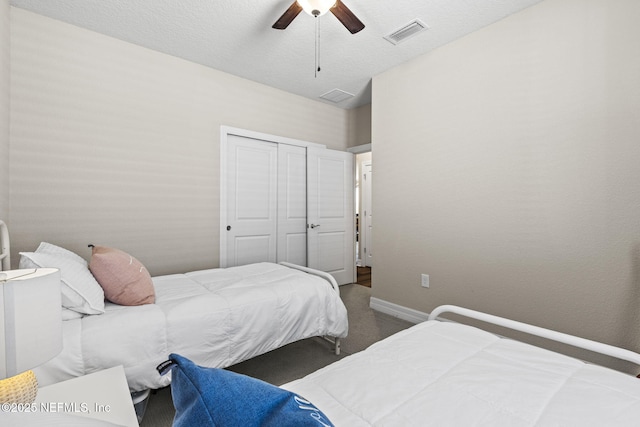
[9, 8, 352, 275]
[0, 0, 9, 222]
[347, 103, 371, 148]
[372, 0, 640, 369]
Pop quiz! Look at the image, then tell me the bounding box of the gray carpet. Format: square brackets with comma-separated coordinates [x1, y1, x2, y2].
[140, 284, 413, 427]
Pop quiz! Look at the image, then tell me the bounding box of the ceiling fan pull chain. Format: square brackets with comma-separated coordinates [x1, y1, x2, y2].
[315, 15, 321, 77]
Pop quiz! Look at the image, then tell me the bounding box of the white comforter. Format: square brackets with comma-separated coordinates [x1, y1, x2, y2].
[35, 262, 348, 392]
[282, 321, 640, 426]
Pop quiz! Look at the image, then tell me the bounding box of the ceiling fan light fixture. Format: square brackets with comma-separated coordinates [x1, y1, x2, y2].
[297, 0, 336, 17]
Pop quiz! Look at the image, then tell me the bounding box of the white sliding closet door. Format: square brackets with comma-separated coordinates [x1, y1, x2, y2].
[277, 144, 307, 265]
[307, 147, 355, 285]
[222, 128, 354, 285]
[226, 135, 278, 266]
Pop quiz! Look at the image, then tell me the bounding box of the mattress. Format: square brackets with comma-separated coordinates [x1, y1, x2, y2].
[282, 320, 640, 426]
[35, 262, 348, 392]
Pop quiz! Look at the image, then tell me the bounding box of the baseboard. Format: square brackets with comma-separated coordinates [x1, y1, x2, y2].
[369, 297, 430, 324]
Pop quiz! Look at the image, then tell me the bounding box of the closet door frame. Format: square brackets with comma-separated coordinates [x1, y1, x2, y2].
[219, 126, 325, 268]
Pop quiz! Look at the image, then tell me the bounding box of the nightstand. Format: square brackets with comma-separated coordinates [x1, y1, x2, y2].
[34, 366, 138, 427]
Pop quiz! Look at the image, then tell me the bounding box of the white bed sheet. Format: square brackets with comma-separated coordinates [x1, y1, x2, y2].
[35, 262, 348, 392]
[282, 320, 640, 426]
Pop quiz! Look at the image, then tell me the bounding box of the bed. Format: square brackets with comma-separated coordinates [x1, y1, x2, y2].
[36, 262, 347, 393]
[277, 305, 640, 426]
[0, 229, 347, 393]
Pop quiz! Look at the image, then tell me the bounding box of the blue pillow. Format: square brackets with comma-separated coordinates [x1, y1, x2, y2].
[161, 354, 334, 427]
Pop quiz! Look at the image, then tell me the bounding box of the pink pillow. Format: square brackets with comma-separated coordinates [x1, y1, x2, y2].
[89, 245, 155, 306]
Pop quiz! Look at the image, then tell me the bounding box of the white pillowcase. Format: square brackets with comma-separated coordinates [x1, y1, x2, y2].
[36, 241, 89, 266]
[19, 243, 105, 315]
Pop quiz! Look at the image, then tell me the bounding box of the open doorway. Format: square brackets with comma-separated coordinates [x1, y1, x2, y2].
[354, 148, 372, 287]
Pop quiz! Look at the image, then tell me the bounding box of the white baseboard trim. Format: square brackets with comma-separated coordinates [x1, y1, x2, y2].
[369, 297, 430, 324]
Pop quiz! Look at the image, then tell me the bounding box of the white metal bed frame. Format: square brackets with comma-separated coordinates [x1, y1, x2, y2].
[0, 220, 9, 271]
[429, 305, 640, 366]
[280, 261, 342, 355]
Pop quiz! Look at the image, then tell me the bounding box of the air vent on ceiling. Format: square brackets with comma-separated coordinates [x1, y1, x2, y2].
[384, 19, 429, 45]
[319, 89, 354, 104]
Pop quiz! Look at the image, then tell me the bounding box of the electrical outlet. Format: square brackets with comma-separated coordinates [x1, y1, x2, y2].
[421, 274, 429, 288]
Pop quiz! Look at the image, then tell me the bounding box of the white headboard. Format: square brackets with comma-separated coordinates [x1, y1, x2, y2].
[0, 220, 9, 271]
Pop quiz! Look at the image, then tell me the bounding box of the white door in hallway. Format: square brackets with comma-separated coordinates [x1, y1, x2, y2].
[362, 161, 373, 267]
[307, 147, 355, 285]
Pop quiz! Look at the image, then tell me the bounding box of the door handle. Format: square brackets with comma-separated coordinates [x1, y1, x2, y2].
[309, 224, 320, 229]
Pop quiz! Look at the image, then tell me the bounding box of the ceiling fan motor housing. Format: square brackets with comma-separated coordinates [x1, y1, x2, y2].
[298, 0, 336, 16]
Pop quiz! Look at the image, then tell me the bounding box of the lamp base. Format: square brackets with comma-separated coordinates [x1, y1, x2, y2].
[0, 370, 39, 403]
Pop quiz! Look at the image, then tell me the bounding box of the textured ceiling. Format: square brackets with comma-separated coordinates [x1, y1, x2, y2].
[10, 0, 544, 109]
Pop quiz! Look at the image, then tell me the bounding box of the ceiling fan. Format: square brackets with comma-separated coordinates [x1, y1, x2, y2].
[273, 0, 365, 34]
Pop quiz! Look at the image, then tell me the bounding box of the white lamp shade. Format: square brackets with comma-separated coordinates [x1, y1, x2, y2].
[298, 0, 336, 16]
[0, 268, 63, 379]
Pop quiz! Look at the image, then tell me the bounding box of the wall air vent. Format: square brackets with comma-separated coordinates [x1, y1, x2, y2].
[384, 19, 429, 45]
[319, 88, 354, 104]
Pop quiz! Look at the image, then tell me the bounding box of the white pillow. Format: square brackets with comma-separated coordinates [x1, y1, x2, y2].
[19, 249, 105, 315]
[36, 241, 89, 266]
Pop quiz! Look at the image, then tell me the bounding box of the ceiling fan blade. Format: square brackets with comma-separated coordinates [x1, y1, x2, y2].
[272, 1, 303, 30]
[330, 0, 365, 34]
